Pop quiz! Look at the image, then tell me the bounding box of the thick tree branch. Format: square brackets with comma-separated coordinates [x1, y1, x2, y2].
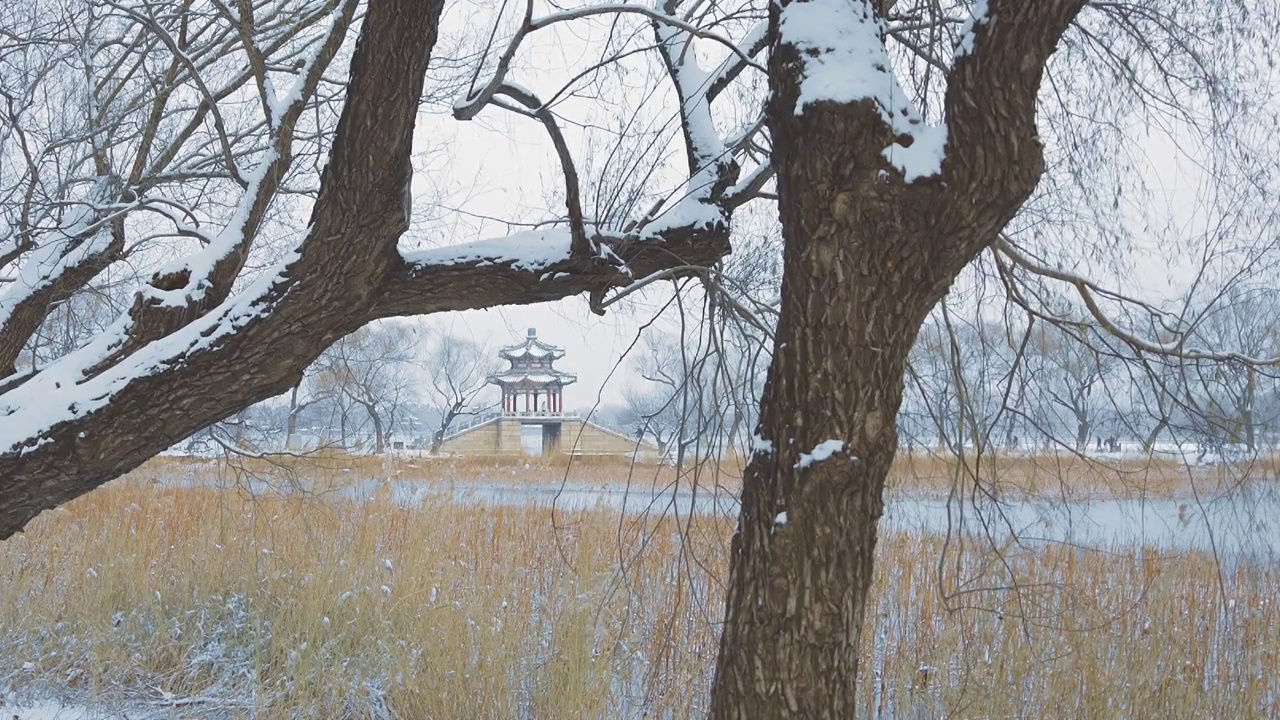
[378, 221, 731, 320]
[938, 0, 1089, 250]
[0, 181, 137, 377]
[0, 0, 444, 540]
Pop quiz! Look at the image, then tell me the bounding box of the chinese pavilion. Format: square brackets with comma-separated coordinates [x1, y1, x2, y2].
[489, 328, 577, 416]
[436, 328, 655, 457]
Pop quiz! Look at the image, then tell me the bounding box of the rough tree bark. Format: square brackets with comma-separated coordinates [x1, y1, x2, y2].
[708, 1, 1085, 717]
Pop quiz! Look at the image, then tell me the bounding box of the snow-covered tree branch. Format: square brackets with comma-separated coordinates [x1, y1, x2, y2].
[0, 0, 764, 538]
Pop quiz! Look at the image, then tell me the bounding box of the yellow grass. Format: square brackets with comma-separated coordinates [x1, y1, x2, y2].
[3, 480, 1278, 718]
[2, 483, 725, 718]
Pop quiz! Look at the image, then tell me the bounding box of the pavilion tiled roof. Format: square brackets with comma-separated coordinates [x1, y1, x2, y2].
[488, 328, 577, 387]
[497, 327, 565, 361]
[488, 370, 577, 386]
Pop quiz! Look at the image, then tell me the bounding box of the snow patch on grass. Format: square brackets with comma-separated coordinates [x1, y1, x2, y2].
[5, 702, 91, 719]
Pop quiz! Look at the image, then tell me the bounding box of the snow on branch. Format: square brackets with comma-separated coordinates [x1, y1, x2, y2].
[643, 8, 744, 236]
[0, 178, 126, 304]
[454, 2, 756, 245]
[141, 148, 281, 307]
[487, 83, 594, 259]
[0, 179, 138, 375]
[705, 21, 769, 102]
[403, 229, 574, 273]
[0, 245, 295, 455]
[778, 0, 946, 182]
[89, 1, 358, 372]
[953, 0, 990, 58]
[452, 2, 766, 119]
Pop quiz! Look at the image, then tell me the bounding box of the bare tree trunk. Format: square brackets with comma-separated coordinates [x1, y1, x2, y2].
[348, 396, 386, 453]
[429, 417, 450, 454]
[346, 396, 386, 454]
[706, 103, 940, 720]
[371, 410, 385, 454]
[1244, 367, 1257, 451]
[287, 385, 302, 450]
[708, 1, 1083, 715]
[1076, 410, 1091, 451]
[430, 403, 461, 454]
[1143, 417, 1168, 453]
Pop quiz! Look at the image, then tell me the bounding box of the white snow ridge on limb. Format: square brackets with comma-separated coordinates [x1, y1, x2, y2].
[796, 439, 850, 469]
[778, 0, 946, 182]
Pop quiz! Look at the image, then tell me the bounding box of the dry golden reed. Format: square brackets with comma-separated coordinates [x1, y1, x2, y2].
[2, 476, 1277, 718]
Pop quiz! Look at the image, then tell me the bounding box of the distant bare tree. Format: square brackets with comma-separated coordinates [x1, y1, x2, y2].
[1181, 289, 1280, 451]
[311, 323, 421, 453]
[621, 384, 682, 456]
[423, 334, 496, 453]
[283, 379, 332, 451]
[624, 328, 756, 462]
[906, 309, 1020, 453]
[1024, 323, 1118, 450]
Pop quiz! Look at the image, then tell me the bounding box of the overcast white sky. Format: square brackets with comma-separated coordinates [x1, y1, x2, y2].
[389, 3, 703, 409]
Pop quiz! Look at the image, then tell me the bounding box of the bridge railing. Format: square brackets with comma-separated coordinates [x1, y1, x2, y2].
[447, 409, 584, 436]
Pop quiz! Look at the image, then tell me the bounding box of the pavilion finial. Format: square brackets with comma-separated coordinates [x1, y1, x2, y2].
[528, 327, 537, 337]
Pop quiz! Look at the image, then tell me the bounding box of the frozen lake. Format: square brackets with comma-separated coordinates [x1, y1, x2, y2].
[186, 475, 1280, 562]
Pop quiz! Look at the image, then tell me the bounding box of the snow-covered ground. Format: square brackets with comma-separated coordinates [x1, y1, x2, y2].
[4, 701, 91, 719]
[4, 699, 214, 719]
[902, 439, 1278, 466]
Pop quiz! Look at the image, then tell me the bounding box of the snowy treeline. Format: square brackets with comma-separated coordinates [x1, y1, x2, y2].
[615, 285, 1280, 459]
[180, 324, 499, 455]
